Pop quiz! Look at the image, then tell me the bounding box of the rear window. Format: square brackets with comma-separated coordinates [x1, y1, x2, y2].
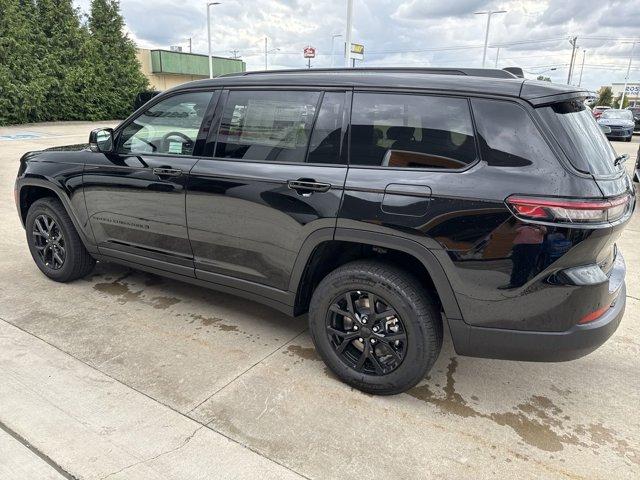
[537, 99, 617, 176]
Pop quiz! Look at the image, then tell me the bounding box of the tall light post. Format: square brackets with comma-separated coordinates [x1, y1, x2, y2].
[475, 10, 506, 68]
[331, 33, 342, 68]
[620, 41, 637, 108]
[207, 2, 221, 79]
[345, 0, 353, 67]
[578, 49, 586, 87]
[264, 37, 279, 70]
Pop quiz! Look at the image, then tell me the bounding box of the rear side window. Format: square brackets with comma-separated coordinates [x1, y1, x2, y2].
[215, 90, 320, 163]
[350, 93, 477, 169]
[471, 98, 559, 168]
[537, 99, 617, 176]
[307, 92, 345, 164]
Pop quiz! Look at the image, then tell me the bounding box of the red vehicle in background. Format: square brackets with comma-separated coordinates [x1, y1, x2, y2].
[592, 105, 611, 119]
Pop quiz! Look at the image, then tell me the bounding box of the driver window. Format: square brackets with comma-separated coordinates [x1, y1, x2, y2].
[118, 91, 213, 156]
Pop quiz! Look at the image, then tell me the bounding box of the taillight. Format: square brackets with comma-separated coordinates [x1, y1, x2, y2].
[506, 195, 631, 224]
[578, 306, 609, 324]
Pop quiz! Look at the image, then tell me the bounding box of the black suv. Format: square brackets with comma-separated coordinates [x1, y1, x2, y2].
[15, 68, 634, 395]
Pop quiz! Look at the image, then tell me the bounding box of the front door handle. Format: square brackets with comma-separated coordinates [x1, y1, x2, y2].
[287, 179, 331, 195]
[153, 167, 183, 178]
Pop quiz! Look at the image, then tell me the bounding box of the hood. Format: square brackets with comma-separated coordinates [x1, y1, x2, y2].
[43, 143, 90, 152]
[597, 117, 634, 127]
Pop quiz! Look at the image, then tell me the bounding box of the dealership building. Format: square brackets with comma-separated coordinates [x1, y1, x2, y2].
[136, 48, 246, 90]
[611, 82, 640, 106]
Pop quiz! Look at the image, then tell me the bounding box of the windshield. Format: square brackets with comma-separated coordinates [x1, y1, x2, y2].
[601, 110, 633, 120]
[537, 99, 618, 176]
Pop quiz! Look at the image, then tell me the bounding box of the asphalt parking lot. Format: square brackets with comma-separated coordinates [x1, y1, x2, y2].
[1, 122, 639, 480]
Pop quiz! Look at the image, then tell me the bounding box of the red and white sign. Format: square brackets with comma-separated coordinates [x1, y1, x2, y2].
[303, 47, 316, 59]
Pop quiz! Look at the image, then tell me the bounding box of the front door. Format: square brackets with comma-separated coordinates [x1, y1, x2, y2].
[187, 89, 349, 291]
[83, 90, 216, 275]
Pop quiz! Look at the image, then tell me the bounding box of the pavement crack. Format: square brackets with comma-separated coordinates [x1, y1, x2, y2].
[99, 424, 206, 480]
[185, 327, 308, 415]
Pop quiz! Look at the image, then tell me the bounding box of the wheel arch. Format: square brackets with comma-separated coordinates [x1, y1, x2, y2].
[17, 179, 96, 253]
[289, 228, 462, 320]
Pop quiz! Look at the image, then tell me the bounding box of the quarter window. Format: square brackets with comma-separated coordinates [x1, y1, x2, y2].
[215, 90, 321, 163]
[307, 92, 345, 164]
[118, 91, 213, 156]
[350, 93, 476, 169]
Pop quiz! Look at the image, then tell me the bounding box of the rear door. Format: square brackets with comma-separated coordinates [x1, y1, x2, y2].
[83, 90, 217, 274]
[186, 88, 349, 291]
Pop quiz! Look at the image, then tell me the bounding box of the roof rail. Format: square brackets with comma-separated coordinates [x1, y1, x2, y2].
[221, 67, 518, 79]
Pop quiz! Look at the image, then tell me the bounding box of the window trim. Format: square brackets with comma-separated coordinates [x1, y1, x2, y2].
[202, 88, 349, 167]
[112, 88, 220, 160]
[347, 90, 481, 172]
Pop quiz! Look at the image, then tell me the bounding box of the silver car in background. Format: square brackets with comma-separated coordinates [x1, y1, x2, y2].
[597, 109, 635, 142]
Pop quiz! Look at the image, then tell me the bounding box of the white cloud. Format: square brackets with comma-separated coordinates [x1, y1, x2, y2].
[72, 0, 640, 90]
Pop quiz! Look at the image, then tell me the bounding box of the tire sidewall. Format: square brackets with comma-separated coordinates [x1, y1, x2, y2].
[26, 200, 77, 281]
[309, 267, 435, 393]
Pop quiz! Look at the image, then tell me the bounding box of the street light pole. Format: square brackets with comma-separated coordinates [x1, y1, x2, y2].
[475, 10, 506, 68]
[345, 0, 353, 67]
[578, 49, 586, 87]
[331, 34, 342, 68]
[207, 2, 220, 79]
[494, 47, 500, 68]
[567, 36, 578, 85]
[265, 37, 268, 70]
[620, 41, 637, 108]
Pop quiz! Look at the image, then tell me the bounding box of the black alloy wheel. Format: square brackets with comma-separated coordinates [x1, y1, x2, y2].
[326, 290, 407, 375]
[32, 214, 66, 270]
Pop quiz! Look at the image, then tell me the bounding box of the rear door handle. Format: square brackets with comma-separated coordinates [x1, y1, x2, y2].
[287, 179, 332, 195]
[153, 167, 183, 177]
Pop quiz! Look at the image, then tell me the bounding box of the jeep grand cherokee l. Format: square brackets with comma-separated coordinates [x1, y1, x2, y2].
[15, 68, 634, 395]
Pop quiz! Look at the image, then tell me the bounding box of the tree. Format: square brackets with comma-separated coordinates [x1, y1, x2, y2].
[596, 86, 613, 107]
[612, 93, 630, 109]
[85, 0, 148, 120]
[36, 0, 90, 121]
[536, 75, 551, 82]
[0, 0, 47, 125]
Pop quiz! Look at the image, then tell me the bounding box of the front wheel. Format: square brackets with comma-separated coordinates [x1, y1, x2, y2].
[25, 197, 95, 282]
[309, 260, 442, 395]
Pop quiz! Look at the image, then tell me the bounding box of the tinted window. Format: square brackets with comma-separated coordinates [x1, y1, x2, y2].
[350, 93, 476, 169]
[118, 91, 213, 156]
[536, 99, 617, 176]
[472, 98, 558, 168]
[307, 92, 345, 164]
[215, 90, 321, 163]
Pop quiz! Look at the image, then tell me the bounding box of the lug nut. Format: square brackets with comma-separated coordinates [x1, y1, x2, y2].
[394, 340, 400, 346]
[370, 339, 376, 344]
[353, 325, 359, 330]
[372, 326, 378, 332]
[358, 337, 363, 342]
[361, 316, 368, 324]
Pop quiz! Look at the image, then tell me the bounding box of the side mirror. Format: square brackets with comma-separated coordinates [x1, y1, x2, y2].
[89, 128, 114, 153]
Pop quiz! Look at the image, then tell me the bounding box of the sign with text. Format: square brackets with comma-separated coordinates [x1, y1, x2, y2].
[303, 47, 316, 59]
[350, 43, 364, 60]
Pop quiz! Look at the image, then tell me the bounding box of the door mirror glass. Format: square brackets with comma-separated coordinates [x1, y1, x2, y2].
[89, 128, 114, 153]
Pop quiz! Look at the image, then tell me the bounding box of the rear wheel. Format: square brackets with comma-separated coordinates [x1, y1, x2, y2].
[25, 197, 95, 282]
[309, 260, 442, 395]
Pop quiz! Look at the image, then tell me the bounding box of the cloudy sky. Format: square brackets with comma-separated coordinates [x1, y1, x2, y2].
[74, 0, 640, 91]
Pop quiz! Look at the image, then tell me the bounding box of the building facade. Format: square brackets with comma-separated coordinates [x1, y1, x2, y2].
[611, 82, 640, 106]
[136, 48, 246, 91]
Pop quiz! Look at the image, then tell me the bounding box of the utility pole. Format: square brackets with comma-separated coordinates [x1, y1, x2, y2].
[495, 47, 500, 68]
[188, 37, 192, 53]
[578, 49, 586, 87]
[265, 37, 268, 70]
[229, 49, 240, 60]
[345, 0, 353, 67]
[207, 2, 221, 79]
[620, 41, 637, 108]
[567, 36, 578, 85]
[475, 10, 506, 68]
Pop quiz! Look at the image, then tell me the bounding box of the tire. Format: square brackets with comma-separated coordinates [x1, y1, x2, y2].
[25, 197, 95, 282]
[626, 137, 632, 142]
[309, 260, 442, 395]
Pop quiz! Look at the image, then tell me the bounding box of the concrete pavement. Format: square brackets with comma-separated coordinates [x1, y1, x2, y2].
[0, 122, 638, 479]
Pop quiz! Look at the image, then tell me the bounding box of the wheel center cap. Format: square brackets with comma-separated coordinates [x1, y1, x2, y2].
[360, 326, 372, 337]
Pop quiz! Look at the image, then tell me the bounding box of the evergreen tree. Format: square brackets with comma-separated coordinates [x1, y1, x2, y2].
[85, 0, 148, 120]
[0, 0, 47, 125]
[36, 0, 89, 121]
[596, 86, 613, 107]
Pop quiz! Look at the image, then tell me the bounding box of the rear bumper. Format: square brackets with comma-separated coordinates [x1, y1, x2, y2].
[448, 283, 626, 362]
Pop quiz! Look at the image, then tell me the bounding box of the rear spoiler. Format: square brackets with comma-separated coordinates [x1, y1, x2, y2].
[520, 81, 593, 107]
